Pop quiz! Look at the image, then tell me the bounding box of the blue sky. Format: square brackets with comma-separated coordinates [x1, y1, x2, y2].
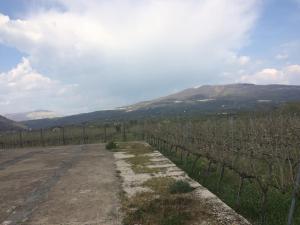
[0, 0, 299, 114]
[241, 0, 300, 61]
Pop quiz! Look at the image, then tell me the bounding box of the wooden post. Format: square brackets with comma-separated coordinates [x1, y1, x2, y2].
[180, 149, 183, 162]
[287, 163, 300, 225]
[40, 129, 45, 146]
[260, 189, 268, 225]
[122, 123, 126, 142]
[82, 125, 86, 144]
[217, 163, 225, 193]
[236, 176, 245, 207]
[104, 126, 107, 142]
[191, 156, 200, 174]
[142, 129, 145, 140]
[185, 152, 190, 166]
[202, 160, 213, 183]
[62, 127, 65, 145]
[19, 131, 23, 148]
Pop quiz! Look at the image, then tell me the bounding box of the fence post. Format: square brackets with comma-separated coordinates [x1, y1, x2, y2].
[40, 129, 45, 146]
[217, 163, 225, 193]
[123, 123, 126, 142]
[82, 125, 86, 144]
[287, 163, 300, 225]
[62, 127, 65, 145]
[104, 126, 107, 142]
[236, 176, 245, 208]
[19, 131, 23, 148]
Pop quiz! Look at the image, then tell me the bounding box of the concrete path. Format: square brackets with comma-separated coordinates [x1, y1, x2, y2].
[0, 144, 121, 225]
[0, 142, 250, 225]
[114, 142, 251, 225]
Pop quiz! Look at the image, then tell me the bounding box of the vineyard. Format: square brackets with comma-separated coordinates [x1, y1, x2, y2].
[143, 113, 300, 225]
[0, 113, 299, 225]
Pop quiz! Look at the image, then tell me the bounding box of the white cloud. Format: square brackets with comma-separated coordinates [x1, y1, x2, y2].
[0, 58, 56, 91]
[0, 58, 79, 114]
[239, 64, 300, 84]
[238, 56, 251, 65]
[0, 0, 260, 113]
[276, 53, 289, 60]
[225, 53, 251, 66]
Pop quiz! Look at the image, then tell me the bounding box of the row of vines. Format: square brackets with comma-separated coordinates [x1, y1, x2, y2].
[142, 113, 300, 225]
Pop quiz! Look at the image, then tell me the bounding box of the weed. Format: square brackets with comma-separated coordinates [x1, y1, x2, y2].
[169, 180, 194, 194]
[123, 195, 194, 225]
[143, 177, 175, 194]
[125, 154, 162, 174]
[120, 142, 153, 155]
[105, 141, 118, 150]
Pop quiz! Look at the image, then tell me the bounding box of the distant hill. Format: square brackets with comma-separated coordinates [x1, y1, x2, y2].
[23, 83, 300, 129]
[5, 110, 61, 122]
[124, 83, 300, 111]
[0, 115, 26, 132]
[22, 110, 124, 129]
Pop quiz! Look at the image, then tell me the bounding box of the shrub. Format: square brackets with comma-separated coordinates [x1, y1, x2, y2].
[169, 180, 194, 194]
[106, 141, 117, 150]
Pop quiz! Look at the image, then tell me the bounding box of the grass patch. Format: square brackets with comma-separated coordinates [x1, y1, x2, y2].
[118, 142, 153, 155]
[126, 155, 150, 165]
[159, 147, 300, 225]
[123, 194, 200, 225]
[169, 180, 194, 194]
[132, 164, 163, 174]
[125, 153, 162, 174]
[143, 177, 176, 194]
[105, 141, 118, 150]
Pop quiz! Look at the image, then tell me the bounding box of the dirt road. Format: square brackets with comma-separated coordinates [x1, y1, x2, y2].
[0, 144, 121, 225]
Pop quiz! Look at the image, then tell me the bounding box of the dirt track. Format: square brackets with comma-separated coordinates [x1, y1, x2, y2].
[0, 144, 121, 225]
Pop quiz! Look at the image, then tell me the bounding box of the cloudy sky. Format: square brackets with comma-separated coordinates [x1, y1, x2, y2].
[0, 0, 300, 115]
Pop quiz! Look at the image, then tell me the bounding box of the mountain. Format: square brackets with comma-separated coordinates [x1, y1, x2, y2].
[0, 115, 26, 132]
[5, 110, 61, 122]
[124, 83, 300, 111]
[22, 110, 125, 130]
[23, 83, 300, 129]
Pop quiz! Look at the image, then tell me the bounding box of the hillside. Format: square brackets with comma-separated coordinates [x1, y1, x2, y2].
[0, 115, 26, 132]
[22, 110, 125, 130]
[5, 110, 61, 122]
[125, 83, 300, 111]
[23, 83, 300, 129]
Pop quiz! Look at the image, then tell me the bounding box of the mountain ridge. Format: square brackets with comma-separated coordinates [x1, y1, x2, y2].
[124, 83, 300, 111]
[0, 115, 26, 132]
[22, 83, 300, 130]
[5, 110, 61, 122]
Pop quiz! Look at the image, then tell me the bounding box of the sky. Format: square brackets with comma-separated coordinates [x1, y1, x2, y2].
[0, 0, 300, 115]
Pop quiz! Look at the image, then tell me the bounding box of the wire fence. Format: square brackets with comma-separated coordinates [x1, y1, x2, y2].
[0, 123, 144, 150]
[140, 115, 300, 225]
